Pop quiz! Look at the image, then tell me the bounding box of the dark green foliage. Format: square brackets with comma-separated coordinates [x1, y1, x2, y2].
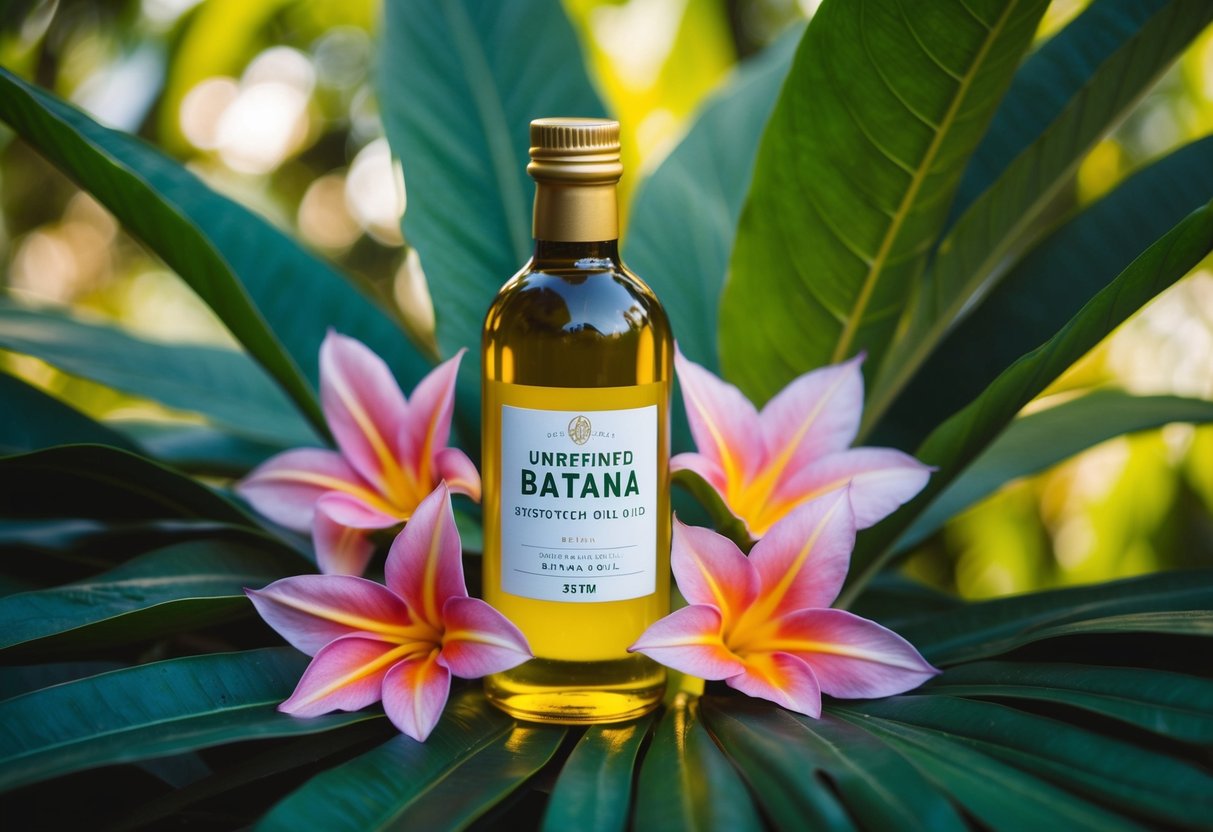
[1, 0, 1211, 828]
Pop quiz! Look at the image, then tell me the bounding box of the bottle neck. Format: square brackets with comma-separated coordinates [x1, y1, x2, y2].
[532, 179, 619, 244]
[532, 238, 621, 267]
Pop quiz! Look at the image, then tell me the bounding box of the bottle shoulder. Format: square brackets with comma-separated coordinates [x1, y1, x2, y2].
[484, 259, 670, 341]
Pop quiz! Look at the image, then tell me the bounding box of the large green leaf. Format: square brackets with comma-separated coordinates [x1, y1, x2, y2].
[1004, 609, 1213, 639]
[873, 136, 1213, 448]
[120, 421, 286, 477]
[0, 445, 257, 527]
[542, 714, 654, 832]
[896, 391, 1213, 552]
[633, 694, 763, 831]
[951, 0, 1204, 217]
[892, 570, 1213, 664]
[0, 70, 434, 436]
[257, 688, 564, 831]
[720, 0, 1049, 403]
[0, 69, 321, 434]
[378, 0, 605, 372]
[870, 1, 1213, 434]
[0, 371, 137, 454]
[919, 661, 1213, 743]
[845, 572, 964, 631]
[0, 517, 265, 575]
[623, 26, 799, 370]
[0, 539, 300, 658]
[0, 661, 126, 702]
[843, 198, 1213, 598]
[0, 300, 316, 446]
[702, 700, 967, 832]
[847, 696, 1213, 828]
[0, 648, 371, 791]
[112, 720, 396, 831]
[833, 708, 1141, 831]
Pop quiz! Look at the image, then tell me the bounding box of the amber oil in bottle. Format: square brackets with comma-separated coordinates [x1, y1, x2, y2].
[481, 118, 672, 723]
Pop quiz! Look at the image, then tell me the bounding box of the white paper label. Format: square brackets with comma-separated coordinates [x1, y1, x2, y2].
[500, 403, 657, 602]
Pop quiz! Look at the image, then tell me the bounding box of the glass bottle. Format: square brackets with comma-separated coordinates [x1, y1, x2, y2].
[481, 118, 672, 723]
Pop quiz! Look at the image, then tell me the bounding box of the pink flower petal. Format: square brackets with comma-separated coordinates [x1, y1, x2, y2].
[279, 634, 412, 717]
[774, 608, 939, 699]
[758, 354, 864, 473]
[671, 519, 757, 618]
[382, 650, 450, 742]
[727, 651, 823, 718]
[435, 447, 482, 502]
[236, 448, 377, 531]
[245, 574, 416, 655]
[315, 491, 402, 529]
[398, 351, 464, 484]
[319, 331, 415, 505]
[747, 489, 856, 615]
[313, 499, 377, 577]
[669, 452, 728, 496]
[628, 604, 744, 680]
[674, 346, 762, 488]
[384, 483, 465, 628]
[438, 596, 531, 677]
[771, 448, 932, 530]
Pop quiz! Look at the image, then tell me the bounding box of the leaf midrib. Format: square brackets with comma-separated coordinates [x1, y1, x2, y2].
[862, 0, 1201, 433]
[832, 0, 1022, 362]
[443, 1, 530, 268]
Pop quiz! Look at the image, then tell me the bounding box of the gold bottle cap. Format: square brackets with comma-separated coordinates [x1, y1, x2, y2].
[528, 117, 623, 184]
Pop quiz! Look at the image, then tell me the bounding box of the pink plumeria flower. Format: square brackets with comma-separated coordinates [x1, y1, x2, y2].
[629, 490, 937, 717]
[246, 484, 531, 742]
[673, 347, 931, 539]
[237, 331, 480, 575]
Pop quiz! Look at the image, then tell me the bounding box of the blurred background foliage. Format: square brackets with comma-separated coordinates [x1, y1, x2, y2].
[1, 0, 1211, 600]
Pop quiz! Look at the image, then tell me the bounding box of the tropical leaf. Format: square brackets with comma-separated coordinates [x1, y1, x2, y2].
[917, 660, 1213, 743]
[870, 1, 1213, 434]
[623, 26, 800, 371]
[896, 391, 1213, 552]
[0, 661, 126, 702]
[845, 572, 964, 630]
[257, 688, 565, 831]
[951, 0, 1209, 217]
[0, 539, 301, 658]
[844, 695, 1213, 828]
[120, 422, 286, 477]
[542, 714, 654, 832]
[832, 707, 1142, 831]
[844, 197, 1213, 597]
[378, 0, 606, 438]
[0, 648, 372, 792]
[720, 0, 1049, 403]
[872, 136, 1213, 448]
[892, 569, 1213, 664]
[0, 300, 317, 446]
[0, 70, 434, 437]
[0, 445, 257, 527]
[633, 693, 763, 831]
[0, 371, 137, 454]
[111, 720, 396, 832]
[0, 517, 262, 572]
[702, 700, 967, 832]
